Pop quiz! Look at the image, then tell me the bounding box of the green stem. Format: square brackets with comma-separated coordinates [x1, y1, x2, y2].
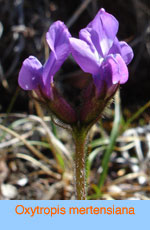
[73, 128, 87, 200]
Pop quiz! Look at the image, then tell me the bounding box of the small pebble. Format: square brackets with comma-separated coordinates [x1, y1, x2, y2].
[1, 184, 17, 199]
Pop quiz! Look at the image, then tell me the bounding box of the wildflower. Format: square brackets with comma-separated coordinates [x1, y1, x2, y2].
[69, 8, 134, 124]
[18, 21, 77, 124]
[18, 9, 134, 200]
[69, 8, 133, 97]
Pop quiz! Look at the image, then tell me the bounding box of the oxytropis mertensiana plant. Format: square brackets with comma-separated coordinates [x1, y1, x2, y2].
[18, 8, 134, 200]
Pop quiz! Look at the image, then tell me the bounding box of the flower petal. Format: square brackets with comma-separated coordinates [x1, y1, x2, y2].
[108, 37, 121, 55]
[93, 54, 128, 98]
[42, 53, 55, 98]
[46, 20, 71, 64]
[88, 8, 119, 56]
[70, 37, 100, 75]
[105, 54, 129, 84]
[120, 41, 134, 65]
[79, 27, 99, 56]
[18, 56, 42, 90]
[42, 21, 71, 97]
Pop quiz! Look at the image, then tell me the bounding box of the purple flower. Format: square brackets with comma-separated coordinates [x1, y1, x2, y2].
[18, 20, 71, 99]
[18, 21, 77, 124]
[18, 10, 134, 126]
[69, 8, 134, 97]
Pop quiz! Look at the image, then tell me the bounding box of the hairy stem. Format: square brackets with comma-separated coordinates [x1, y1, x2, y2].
[73, 128, 87, 200]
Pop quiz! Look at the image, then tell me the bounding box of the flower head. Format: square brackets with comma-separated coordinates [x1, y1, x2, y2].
[18, 10, 134, 127]
[69, 8, 134, 124]
[18, 21, 77, 124]
[69, 8, 133, 96]
[18, 21, 71, 98]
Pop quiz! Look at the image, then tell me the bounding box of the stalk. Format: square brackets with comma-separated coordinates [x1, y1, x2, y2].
[72, 127, 87, 200]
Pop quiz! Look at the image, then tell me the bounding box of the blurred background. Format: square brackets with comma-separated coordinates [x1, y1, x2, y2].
[0, 0, 150, 111]
[0, 0, 150, 200]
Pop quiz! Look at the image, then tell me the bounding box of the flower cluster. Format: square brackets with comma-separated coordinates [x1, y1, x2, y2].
[18, 8, 133, 127]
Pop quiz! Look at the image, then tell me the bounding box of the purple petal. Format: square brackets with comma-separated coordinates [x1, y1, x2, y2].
[79, 27, 99, 55]
[93, 54, 128, 98]
[70, 37, 100, 75]
[46, 20, 71, 62]
[105, 54, 128, 84]
[108, 38, 134, 65]
[120, 41, 134, 65]
[42, 21, 71, 97]
[42, 53, 55, 98]
[108, 37, 121, 55]
[18, 56, 42, 90]
[87, 8, 119, 57]
[94, 54, 128, 91]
